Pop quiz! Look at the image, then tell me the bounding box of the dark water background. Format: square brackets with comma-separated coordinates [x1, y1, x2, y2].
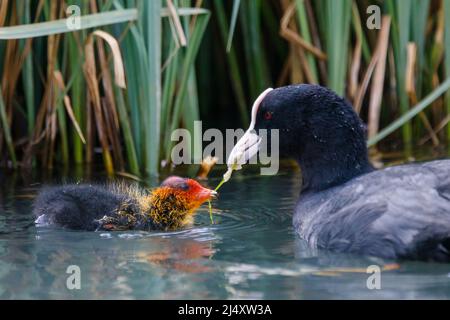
[1, 151, 450, 299]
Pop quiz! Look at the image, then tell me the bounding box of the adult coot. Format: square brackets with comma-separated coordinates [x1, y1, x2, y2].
[33, 176, 217, 231]
[227, 84, 450, 262]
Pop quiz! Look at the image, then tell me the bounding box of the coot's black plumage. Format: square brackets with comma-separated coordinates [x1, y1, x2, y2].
[232, 84, 450, 262]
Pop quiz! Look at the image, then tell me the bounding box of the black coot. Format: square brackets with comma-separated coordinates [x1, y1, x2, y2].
[231, 84, 450, 262]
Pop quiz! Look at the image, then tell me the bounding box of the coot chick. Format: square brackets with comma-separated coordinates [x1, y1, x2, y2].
[227, 84, 450, 262]
[33, 176, 217, 231]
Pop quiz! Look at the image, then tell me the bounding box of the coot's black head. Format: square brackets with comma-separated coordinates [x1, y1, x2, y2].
[255, 84, 367, 156]
[229, 84, 373, 192]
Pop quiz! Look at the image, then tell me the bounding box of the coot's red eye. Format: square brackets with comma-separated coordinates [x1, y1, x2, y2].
[264, 111, 273, 120]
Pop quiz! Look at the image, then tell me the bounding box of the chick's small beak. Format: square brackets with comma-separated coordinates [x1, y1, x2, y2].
[210, 190, 218, 199]
[195, 186, 218, 202]
[198, 188, 217, 201]
[198, 188, 217, 202]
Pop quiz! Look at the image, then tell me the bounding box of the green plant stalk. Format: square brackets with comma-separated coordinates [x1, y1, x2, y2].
[114, 85, 140, 175]
[20, 0, 35, 136]
[58, 38, 70, 166]
[213, 0, 248, 125]
[240, 0, 270, 98]
[409, 0, 430, 137]
[0, 85, 17, 168]
[313, 0, 325, 40]
[161, 47, 179, 158]
[296, 0, 318, 83]
[121, 30, 142, 162]
[182, 68, 202, 164]
[68, 32, 84, 164]
[411, 0, 430, 99]
[69, 0, 89, 165]
[325, 0, 351, 96]
[56, 94, 69, 165]
[143, 0, 162, 177]
[226, 0, 241, 52]
[208, 199, 214, 224]
[160, 3, 180, 158]
[386, 0, 413, 151]
[351, 1, 371, 63]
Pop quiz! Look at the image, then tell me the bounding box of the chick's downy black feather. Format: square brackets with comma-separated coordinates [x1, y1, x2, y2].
[33, 184, 137, 231]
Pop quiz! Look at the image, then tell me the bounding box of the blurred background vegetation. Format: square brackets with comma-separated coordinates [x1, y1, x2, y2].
[1, 0, 450, 177]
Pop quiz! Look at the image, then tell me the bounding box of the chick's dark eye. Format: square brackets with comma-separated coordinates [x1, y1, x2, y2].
[178, 182, 189, 191]
[264, 111, 273, 120]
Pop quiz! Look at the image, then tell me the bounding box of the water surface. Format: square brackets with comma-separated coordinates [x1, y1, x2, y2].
[1, 156, 450, 299]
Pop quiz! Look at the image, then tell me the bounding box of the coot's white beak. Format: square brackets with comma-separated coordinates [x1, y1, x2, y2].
[224, 88, 273, 181]
[226, 128, 261, 170]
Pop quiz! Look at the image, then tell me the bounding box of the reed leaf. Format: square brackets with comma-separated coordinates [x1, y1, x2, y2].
[0, 9, 138, 39]
[411, 0, 430, 99]
[324, 0, 351, 95]
[143, 0, 162, 177]
[239, 0, 270, 99]
[386, 0, 413, 150]
[226, 0, 240, 52]
[114, 84, 140, 175]
[68, 30, 85, 164]
[368, 77, 450, 146]
[20, 0, 35, 135]
[295, 0, 318, 83]
[213, 0, 248, 125]
[166, 11, 210, 162]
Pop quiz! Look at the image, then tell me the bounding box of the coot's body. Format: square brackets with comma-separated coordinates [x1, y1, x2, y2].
[295, 160, 450, 262]
[227, 84, 450, 262]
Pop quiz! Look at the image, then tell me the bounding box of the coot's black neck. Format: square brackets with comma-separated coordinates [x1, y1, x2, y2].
[297, 143, 374, 193]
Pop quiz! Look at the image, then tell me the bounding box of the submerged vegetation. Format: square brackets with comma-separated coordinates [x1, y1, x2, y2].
[0, 0, 450, 177]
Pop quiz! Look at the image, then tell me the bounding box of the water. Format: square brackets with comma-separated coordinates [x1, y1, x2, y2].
[1, 157, 450, 299]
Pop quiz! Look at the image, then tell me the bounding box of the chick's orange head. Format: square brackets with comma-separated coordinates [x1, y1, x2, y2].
[160, 176, 217, 208]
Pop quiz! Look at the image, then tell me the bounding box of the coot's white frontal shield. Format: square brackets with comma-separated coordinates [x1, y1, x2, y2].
[224, 88, 273, 181]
